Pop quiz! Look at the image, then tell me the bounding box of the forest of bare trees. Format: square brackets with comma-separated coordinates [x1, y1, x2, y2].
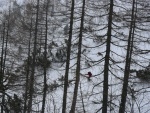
[0, 0, 150, 113]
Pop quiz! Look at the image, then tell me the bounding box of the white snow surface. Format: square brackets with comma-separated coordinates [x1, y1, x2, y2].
[0, 0, 150, 113]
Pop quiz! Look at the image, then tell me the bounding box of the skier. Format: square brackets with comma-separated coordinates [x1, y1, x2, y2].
[87, 71, 92, 81]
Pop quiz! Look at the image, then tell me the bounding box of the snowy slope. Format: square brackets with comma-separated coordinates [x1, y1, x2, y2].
[0, 0, 150, 113]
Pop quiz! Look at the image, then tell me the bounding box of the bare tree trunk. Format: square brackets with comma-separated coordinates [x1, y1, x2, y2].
[0, 23, 5, 89]
[41, 0, 49, 112]
[0, 11, 10, 112]
[69, 0, 85, 113]
[80, 82, 86, 113]
[102, 0, 113, 113]
[3, 18, 9, 113]
[62, 0, 74, 113]
[27, 0, 40, 112]
[119, 0, 136, 113]
[23, 17, 33, 113]
[0, 22, 6, 113]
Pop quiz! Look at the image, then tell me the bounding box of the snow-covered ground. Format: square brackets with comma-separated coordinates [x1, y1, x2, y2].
[0, 0, 150, 113]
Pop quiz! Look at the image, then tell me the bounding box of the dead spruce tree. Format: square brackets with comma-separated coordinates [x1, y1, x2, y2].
[27, 0, 40, 112]
[69, 0, 85, 112]
[23, 17, 33, 113]
[62, 0, 75, 113]
[0, 8, 11, 112]
[41, 0, 50, 112]
[102, 0, 113, 113]
[119, 0, 137, 112]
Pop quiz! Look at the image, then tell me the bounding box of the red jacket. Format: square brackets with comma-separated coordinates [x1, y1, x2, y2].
[88, 72, 92, 78]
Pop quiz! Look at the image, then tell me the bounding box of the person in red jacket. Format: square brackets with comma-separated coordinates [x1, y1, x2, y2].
[87, 71, 92, 81]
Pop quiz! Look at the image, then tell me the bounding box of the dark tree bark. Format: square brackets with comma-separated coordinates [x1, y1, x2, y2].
[0, 23, 5, 92]
[69, 0, 85, 113]
[27, 0, 40, 112]
[0, 10, 10, 112]
[119, 0, 137, 113]
[23, 17, 33, 113]
[102, 0, 113, 113]
[0, 23, 6, 113]
[80, 82, 86, 113]
[62, 0, 74, 113]
[41, 0, 49, 113]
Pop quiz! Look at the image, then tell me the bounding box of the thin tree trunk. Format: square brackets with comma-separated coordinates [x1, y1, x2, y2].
[1, 14, 10, 113]
[23, 17, 33, 113]
[119, 0, 136, 113]
[41, 0, 49, 112]
[0, 23, 5, 93]
[62, 0, 74, 113]
[80, 82, 86, 113]
[0, 23, 5, 113]
[102, 0, 113, 113]
[69, 0, 85, 112]
[27, 0, 40, 112]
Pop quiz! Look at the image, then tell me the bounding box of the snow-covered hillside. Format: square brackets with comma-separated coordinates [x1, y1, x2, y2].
[0, 0, 150, 113]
